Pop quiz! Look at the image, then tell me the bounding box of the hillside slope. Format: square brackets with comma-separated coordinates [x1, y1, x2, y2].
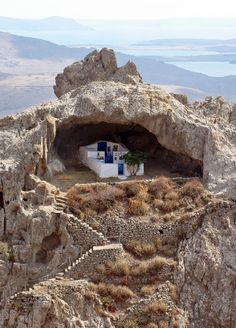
[1, 31, 236, 117]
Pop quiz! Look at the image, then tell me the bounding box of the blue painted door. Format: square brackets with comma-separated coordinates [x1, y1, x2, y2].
[97, 141, 107, 152]
[118, 163, 124, 175]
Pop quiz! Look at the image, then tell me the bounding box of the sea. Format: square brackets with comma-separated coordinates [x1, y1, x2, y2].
[113, 46, 236, 77]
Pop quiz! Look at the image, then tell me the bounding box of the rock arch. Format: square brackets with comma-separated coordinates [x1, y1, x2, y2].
[53, 120, 202, 177]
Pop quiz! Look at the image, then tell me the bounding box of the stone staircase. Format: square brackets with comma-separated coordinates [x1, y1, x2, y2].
[64, 248, 93, 274]
[61, 243, 124, 279]
[54, 195, 68, 212]
[66, 213, 110, 248]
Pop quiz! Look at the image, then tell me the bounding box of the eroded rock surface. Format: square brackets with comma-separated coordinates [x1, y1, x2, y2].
[0, 279, 115, 328]
[0, 48, 236, 328]
[176, 203, 236, 328]
[54, 48, 142, 97]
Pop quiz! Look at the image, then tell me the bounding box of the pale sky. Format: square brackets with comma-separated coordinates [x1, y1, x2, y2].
[1, 0, 236, 20]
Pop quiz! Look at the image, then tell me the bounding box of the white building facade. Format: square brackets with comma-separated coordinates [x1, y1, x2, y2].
[79, 140, 144, 178]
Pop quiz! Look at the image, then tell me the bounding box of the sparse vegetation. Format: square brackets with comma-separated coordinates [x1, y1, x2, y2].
[181, 179, 204, 198]
[146, 323, 159, 328]
[97, 258, 130, 277]
[131, 256, 176, 277]
[67, 178, 206, 219]
[90, 282, 135, 302]
[0, 241, 11, 259]
[125, 238, 162, 258]
[116, 318, 140, 328]
[158, 321, 169, 328]
[149, 177, 175, 197]
[143, 301, 168, 315]
[128, 198, 150, 216]
[168, 283, 178, 301]
[140, 285, 156, 296]
[67, 184, 125, 214]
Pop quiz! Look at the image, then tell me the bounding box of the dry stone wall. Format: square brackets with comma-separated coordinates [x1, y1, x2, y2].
[65, 243, 124, 280]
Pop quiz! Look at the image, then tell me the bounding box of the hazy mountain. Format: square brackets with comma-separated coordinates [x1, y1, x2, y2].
[117, 53, 236, 101]
[2, 17, 236, 45]
[0, 31, 93, 60]
[1, 31, 236, 117]
[0, 16, 91, 31]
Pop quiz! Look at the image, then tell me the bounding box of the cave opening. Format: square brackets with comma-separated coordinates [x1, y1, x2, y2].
[35, 232, 61, 264]
[51, 122, 202, 188]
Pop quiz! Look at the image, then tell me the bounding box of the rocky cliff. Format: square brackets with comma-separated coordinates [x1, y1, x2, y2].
[0, 48, 235, 328]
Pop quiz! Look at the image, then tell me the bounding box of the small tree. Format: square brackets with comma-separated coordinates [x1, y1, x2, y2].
[123, 151, 146, 176]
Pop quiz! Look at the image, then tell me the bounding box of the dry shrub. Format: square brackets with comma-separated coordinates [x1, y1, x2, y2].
[136, 190, 149, 202]
[162, 214, 176, 222]
[67, 184, 125, 213]
[154, 237, 162, 250]
[146, 323, 159, 328]
[91, 283, 134, 302]
[140, 285, 156, 296]
[168, 283, 178, 301]
[84, 290, 97, 301]
[100, 295, 117, 312]
[126, 240, 156, 258]
[126, 238, 162, 258]
[76, 184, 93, 193]
[153, 199, 164, 210]
[165, 191, 179, 201]
[0, 241, 10, 259]
[97, 258, 130, 277]
[149, 177, 175, 197]
[123, 182, 147, 197]
[131, 256, 176, 277]
[159, 321, 169, 328]
[144, 301, 168, 315]
[181, 179, 204, 198]
[116, 319, 139, 328]
[99, 185, 126, 201]
[160, 200, 179, 212]
[128, 198, 150, 216]
[154, 199, 179, 213]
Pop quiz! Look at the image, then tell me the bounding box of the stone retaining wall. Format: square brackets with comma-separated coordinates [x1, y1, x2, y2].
[65, 243, 124, 280]
[62, 213, 108, 253]
[86, 201, 233, 246]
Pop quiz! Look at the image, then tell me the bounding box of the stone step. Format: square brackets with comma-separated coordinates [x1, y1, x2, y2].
[56, 200, 67, 204]
[56, 196, 68, 201]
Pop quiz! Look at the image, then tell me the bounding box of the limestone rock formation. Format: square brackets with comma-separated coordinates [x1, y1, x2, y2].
[191, 96, 234, 123]
[176, 202, 236, 328]
[54, 48, 143, 97]
[0, 48, 236, 328]
[0, 279, 115, 328]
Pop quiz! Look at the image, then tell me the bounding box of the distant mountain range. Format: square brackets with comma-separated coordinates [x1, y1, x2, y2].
[0, 31, 94, 60]
[135, 38, 236, 53]
[0, 16, 92, 31]
[1, 16, 236, 44]
[1, 31, 236, 117]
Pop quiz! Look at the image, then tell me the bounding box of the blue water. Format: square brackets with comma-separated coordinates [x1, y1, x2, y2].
[112, 46, 236, 77]
[114, 46, 219, 57]
[167, 61, 236, 77]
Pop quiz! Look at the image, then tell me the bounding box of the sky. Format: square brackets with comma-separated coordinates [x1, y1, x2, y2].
[1, 0, 236, 20]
